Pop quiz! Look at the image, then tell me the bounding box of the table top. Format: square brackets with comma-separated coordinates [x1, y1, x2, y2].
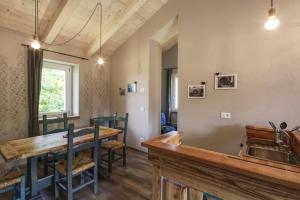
[0, 126, 121, 161]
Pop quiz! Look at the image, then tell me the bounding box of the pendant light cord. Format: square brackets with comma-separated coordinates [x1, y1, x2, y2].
[99, 3, 103, 57]
[43, 2, 102, 47]
[271, 0, 274, 8]
[34, 0, 38, 37]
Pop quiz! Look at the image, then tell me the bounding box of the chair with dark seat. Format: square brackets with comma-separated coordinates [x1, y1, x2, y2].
[42, 113, 68, 175]
[100, 113, 128, 174]
[161, 112, 176, 134]
[53, 122, 100, 200]
[0, 166, 25, 200]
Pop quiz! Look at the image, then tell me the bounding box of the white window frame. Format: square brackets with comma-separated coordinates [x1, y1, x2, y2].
[40, 60, 72, 117]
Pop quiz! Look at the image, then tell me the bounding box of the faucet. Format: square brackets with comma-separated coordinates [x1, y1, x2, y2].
[269, 122, 291, 152]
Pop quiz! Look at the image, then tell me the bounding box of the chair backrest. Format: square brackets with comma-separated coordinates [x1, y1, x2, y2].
[116, 113, 129, 145]
[66, 121, 100, 174]
[90, 112, 117, 128]
[43, 113, 68, 135]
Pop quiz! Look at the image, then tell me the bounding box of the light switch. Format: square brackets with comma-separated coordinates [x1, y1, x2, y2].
[140, 106, 145, 112]
[140, 88, 145, 93]
[221, 112, 231, 119]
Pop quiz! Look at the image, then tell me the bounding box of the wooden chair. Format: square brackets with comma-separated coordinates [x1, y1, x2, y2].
[42, 113, 68, 175]
[90, 112, 117, 128]
[53, 122, 100, 200]
[0, 167, 25, 200]
[100, 113, 129, 174]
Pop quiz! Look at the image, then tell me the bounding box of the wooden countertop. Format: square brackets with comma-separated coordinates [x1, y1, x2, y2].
[291, 130, 300, 157]
[142, 131, 300, 191]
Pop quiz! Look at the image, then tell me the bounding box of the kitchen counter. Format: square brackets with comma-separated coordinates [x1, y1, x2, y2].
[142, 131, 300, 200]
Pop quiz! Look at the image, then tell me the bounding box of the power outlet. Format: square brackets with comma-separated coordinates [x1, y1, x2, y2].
[140, 137, 145, 143]
[221, 112, 231, 119]
[139, 137, 148, 152]
[140, 106, 145, 112]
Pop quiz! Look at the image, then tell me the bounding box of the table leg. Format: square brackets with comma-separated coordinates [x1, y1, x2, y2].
[27, 157, 38, 198]
[26, 156, 54, 199]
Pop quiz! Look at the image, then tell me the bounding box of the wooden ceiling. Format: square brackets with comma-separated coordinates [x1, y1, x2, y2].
[0, 0, 168, 57]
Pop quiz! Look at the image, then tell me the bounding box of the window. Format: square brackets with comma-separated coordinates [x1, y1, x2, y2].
[170, 70, 178, 111]
[39, 60, 75, 116]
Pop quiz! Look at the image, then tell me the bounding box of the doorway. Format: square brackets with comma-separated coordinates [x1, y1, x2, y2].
[161, 44, 178, 134]
[148, 16, 178, 137]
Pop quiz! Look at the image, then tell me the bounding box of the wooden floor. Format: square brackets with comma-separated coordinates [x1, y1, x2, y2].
[0, 149, 152, 200]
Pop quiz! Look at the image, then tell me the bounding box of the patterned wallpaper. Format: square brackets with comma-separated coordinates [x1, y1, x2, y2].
[0, 28, 110, 143]
[0, 50, 27, 141]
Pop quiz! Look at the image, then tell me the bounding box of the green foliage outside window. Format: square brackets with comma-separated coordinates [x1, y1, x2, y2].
[39, 68, 65, 113]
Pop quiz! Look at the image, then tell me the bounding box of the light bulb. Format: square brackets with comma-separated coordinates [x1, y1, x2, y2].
[31, 39, 41, 49]
[265, 16, 280, 30]
[97, 57, 104, 65]
[264, 7, 279, 31]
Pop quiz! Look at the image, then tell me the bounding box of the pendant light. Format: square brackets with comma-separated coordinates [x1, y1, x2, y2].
[31, 0, 41, 49]
[264, 0, 280, 31]
[97, 3, 104, 65]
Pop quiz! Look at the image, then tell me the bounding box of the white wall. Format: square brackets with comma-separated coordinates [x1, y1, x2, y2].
[110, 0, 300, 155]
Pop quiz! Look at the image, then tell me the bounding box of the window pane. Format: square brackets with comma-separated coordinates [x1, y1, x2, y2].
[39, 68, 66, 113]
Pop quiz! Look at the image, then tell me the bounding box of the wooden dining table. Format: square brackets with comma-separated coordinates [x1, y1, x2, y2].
[0, 126, 122, 199]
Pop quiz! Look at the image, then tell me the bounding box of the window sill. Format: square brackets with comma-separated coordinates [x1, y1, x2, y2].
[38, 115, 80, 124]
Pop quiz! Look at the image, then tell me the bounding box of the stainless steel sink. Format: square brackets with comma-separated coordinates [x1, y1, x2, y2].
[247, 146, 297, 165]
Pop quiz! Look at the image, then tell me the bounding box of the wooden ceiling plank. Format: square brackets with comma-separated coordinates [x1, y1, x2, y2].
[42, 0, 83, 43]
[85, 0, 148, 57]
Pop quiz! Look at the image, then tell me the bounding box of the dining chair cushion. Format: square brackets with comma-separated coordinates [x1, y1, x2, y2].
[100, 140, 124, 150]
[56, 155, 94, 176]
[0, 167, 23, 189]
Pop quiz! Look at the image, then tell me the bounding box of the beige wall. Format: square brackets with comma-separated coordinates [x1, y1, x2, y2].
[0, 27, 110, 143]
[110, 0, 300, 154]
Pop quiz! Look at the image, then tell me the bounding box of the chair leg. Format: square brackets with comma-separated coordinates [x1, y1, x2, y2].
[80, 172, 84, 185]
[93, 165, 98, 194]
[13, 184, 17, 200]
[123, 147, 127, 168]
[67, 172, 73, 200]
[112, 151, 115, 161]
[44, 154, 49, 176]
[19, 176, 26, 200]
[108, 149, 113, 174]
[54, 170, 59, 199]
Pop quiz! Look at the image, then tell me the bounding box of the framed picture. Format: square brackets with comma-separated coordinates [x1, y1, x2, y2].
[128, 82, 137, 93]
[215, 74, 237, 89]
[188, 84, 206, 98]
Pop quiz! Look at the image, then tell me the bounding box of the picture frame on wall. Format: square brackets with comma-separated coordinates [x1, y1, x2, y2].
[128, 82, 137, 93]
[188, 84, 206, 98]
[215, 74, 237, 90]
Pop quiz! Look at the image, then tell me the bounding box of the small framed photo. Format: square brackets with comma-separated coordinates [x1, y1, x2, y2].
[215, 74, 237, 90]
[128, 82, 137, 93]
[188, 84, 206, 98]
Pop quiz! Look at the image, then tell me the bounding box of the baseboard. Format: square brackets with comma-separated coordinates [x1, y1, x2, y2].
[127, 146, 148, 154]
